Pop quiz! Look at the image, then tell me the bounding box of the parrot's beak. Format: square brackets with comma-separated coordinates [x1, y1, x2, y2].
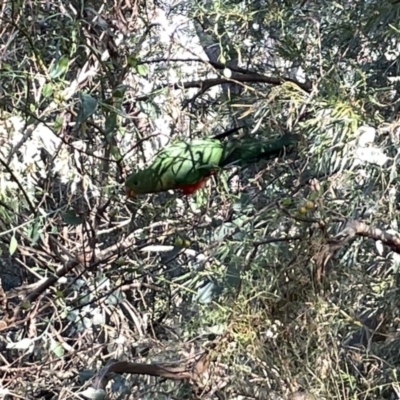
[126, 188, 136, 198]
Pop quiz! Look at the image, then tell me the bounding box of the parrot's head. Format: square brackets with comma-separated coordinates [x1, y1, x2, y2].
[125, 168, 168, 197]
[125, 170, 145, 197]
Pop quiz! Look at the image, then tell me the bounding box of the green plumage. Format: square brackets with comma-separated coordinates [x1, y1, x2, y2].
[125, 133, 297, 195]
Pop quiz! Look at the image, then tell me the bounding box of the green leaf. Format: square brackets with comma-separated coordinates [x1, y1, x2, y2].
[62, 210, 82, 225]
[110, 145, 122, 161]
[105, 113, 117, 136]
[49, 56, 70, 79]
[54, 116, 64, 132]
[50, 339, 64, 358]
[21, 300, 31, 310]
[76, 94, 98, 124]
[112, 85, 129, 98]
[281, 198, 292, 206]
[42, 83, 54, 98]
[127, 56, 138, 67]
[9, 235, 18, 255]
[135, 64, 148, 76]
[27, 221, 41, 245]
[2, 63, 12, 71]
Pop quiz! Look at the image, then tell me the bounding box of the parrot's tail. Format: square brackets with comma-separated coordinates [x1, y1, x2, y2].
[222, 133, 298, 167]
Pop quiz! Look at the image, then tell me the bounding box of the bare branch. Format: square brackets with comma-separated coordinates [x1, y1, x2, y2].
[254, 235, 304, 246]
[331, 220, 400, 253]
[136, 73, 312, 102]
[93, 351, 210, 389]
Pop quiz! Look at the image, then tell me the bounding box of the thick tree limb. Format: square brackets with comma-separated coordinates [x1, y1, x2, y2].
[330, 220, 400, 253]
[93, 351, 210, 390]
[314, 220, 400, 281]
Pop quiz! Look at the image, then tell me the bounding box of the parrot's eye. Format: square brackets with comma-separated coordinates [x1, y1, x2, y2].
[133, 181, 138, 186]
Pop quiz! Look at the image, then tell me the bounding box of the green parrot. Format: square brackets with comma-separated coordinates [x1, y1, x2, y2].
[125, 133, 298, 197]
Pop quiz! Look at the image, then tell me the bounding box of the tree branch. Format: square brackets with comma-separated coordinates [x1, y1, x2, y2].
[313, 219, 400, 282]
[136, 73, 311, 102]
[331, 220, 400, 253]
[93, 351, 210, 389]
[140, 57, 312, 92]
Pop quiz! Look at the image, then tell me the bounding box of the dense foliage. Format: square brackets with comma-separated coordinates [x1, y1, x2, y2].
[1, 0, 400, 398]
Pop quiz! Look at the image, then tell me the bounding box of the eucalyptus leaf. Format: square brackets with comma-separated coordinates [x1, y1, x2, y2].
[49, 55, 69, 79]
[105, 113, 117, 136]
[113, 85, 129, 98]
[42, 83, 54, 98]
[9, 235, 18, 255]
[195, 281, 216, 303]
[50, 339, 64, 358]
[76, 94, 98, 124]
[135, 64, 148, 76]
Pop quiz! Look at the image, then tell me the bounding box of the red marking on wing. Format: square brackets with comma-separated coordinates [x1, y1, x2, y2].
[176, 179, 207, 195]
[176, 170, 218, 195]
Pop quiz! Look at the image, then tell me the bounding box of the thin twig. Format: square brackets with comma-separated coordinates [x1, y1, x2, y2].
[0, 157, 36, 215]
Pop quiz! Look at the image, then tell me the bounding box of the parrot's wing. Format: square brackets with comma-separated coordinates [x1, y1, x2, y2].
[157, 139, 224, 186]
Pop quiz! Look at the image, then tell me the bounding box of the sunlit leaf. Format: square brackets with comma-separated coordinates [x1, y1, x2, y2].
[9, 235, 18, 255]
[42, 83, 54, 98]
[7, 338, 34, 351]
[135, 64, 148, 76]
[49, 56, 69, 79]
[80, 387, 106, 400]
[54, 115, 64, 132]
[195, 281, 216, 303]
[50, 339, 64, 358]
